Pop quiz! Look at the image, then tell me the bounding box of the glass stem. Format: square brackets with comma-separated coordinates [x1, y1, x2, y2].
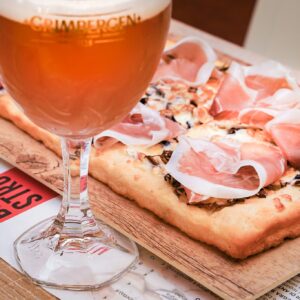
[52, 137, 100, 242]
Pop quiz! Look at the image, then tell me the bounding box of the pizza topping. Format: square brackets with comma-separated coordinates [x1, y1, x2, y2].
[280, 194, 292, 201]
[256, 188, 267, 198]
[129, 113, 143, 123]
[173, 109, 193, 127]
[95, 103, 186, 147]
[146, 155, 160, 166]
[164, 173, 185, 196]
[186, 123, 227, 140]
[273, 197, 285, 212]
[142, 80, 217, 131]
[137, 152, 146, 161]
[291, 173, 300, 186]
[160, 150, 173, 164]
[187, 124, 268, 146]
[160, 140, 171, 146]
[164, 173, 178, 186]
[188, 87, 198, 93]
[184, 188, 209, 204]
[239, 89, 300, 128]
[139, 97, 148, 105]
[215, 60, 231, 72]
[239, 109, 274, 129]
[244, 60, 298, 100]
[142, 149, 174, 171]
[166, 136, 286, 199]
[190, 99, 198, 107]
[153, 36, 217, 86]
[265, 109, 300, 168]
[146, 85, 166, 98]
[195, 106, 213, 124]
[209, 62, 257, 117]
[210, 60, 298, 119]
[293, 180, 300, 186]
[227, 127, 241, 135]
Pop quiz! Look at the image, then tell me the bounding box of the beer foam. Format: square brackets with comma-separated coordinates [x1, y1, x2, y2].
[0, 0, 170, 23]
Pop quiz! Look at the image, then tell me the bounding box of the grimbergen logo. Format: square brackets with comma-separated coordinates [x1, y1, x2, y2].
[24, 14, 142, 34]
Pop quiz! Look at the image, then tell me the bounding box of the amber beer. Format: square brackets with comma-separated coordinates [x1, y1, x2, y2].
[0, 1, 171, 138]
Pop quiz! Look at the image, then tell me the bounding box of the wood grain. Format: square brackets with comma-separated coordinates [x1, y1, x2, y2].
[0, 259, 57, 300]
[1, 114, 300, 300]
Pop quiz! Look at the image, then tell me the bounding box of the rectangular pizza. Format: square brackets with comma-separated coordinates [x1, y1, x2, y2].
[0, 36, 300, 259]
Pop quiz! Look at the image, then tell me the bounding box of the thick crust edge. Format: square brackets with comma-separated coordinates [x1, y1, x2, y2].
[90, 145, 300, 259]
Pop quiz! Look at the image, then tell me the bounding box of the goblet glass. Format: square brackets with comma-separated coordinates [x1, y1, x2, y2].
[0, 0, 171, 290]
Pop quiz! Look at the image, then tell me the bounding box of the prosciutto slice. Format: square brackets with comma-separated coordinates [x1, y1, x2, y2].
[95, 103, 185, 147]
[244, 60, 298, 100]
[184, 188, 209, 204]
[153, 37, 217, 86]
[265, 109, 300, 168]
[239, 89, 300, 128]
[210, 60, 298, 118]
[209, 62, 257, 116]
[166, 137, 286, 199]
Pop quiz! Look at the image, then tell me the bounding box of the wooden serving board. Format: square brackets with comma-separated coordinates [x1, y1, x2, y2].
[1, 115, 300, 300]
[1, 20, 300, 300]
[0, 258, 57, 300]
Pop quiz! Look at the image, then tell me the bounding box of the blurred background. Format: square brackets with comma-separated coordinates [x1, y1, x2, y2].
[172, 0, 300, 69]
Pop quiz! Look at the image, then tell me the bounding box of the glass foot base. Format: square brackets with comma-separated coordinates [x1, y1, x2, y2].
[14, 217, 139, 290]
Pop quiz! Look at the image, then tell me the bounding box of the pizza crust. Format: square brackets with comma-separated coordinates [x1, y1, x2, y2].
[0, 94, 61, 157]
[1, 92, 300, 259]
[0, 94, 83, 175]
[90, 144, 300, 259]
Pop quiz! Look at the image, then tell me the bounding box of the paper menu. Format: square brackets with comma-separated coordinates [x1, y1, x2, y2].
[0, 157, 299, 300]
[260, 277, 300, 300]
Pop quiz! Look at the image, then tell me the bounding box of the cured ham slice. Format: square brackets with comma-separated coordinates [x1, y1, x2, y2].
[184, 188, 209, 204]
[166, 137, 286, 199]
[153, 37, 217, 86]
[209, 62, 257, 116]
[95, 103, 185, 147]
[239, 89, 300, 127]
[210, 60, 298, 118]
[265, 109, 300, 168]
[244, 60, 298, 100]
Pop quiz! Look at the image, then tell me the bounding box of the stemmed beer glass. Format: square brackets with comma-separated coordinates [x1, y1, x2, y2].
[0, 0, 171, 290]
